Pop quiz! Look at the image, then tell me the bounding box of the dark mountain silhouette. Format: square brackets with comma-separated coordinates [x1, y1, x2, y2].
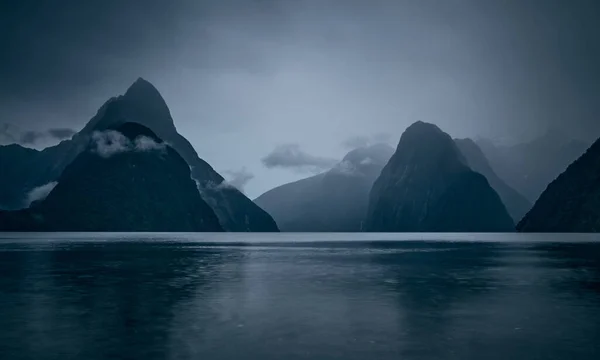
[477, 130, 590, 203]
[0, 123, 223, 232]
[454, 138, 531, 222]
[0, 144, 41, 210]
[255, 144, 394, 231]
[365, 121, 515, 232]
[0, 78, 278, 232]
[518, 138, 600, 232]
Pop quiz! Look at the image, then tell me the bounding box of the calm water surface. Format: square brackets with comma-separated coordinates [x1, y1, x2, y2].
[0, 233, 599, 360]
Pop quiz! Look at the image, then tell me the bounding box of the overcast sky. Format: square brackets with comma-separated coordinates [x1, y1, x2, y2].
[1, 0, 599, 197]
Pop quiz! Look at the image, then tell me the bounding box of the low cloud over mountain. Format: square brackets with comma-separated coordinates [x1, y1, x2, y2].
[25, 182, 57, 207]
[91, 130, 166, 158]
[261, 144, 338, 173]
[223, 168, 255, 193]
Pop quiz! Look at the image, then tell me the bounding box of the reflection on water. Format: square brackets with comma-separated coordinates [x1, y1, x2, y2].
[0, 234, 599, 360]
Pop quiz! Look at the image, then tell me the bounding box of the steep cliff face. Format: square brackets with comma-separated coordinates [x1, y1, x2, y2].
[455, 138, 531, 222]
[0, 123, 223, 232]
[0, 78, 278, 232]
[518, 138, 600, 232]
[255, 144, 394, 231]
[365, 122, 514, 232]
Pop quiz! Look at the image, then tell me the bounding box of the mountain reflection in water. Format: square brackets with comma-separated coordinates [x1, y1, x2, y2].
[0, 233, 599, 360]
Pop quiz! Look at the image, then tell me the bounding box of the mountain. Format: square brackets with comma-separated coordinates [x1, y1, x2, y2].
[0, 137, 87, 211]
[517, 138, 600, 232]
[255, 143, 394, 231]
[0, 144, 40, 209]
[0, 78, 278, 232]
[477, 130, 590, 203]
[0, 123, 223, 232]
[454, 138, 531, 222]
[365, 121, 515, 232]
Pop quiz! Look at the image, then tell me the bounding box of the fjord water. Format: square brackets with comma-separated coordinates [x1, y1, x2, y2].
[0, 234, 599, 360]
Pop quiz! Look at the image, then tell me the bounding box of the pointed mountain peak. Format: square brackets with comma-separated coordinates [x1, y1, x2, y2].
[80, 78, 175, 136]
[125, 77, 158, 94]
[398, 121, 457, 152]
[121, 78, 174, 131]
[124, 77, 165, 102]
[403, 121, 446, 139]
[389, 121, 467, 172]
[366, 122, 515, 232]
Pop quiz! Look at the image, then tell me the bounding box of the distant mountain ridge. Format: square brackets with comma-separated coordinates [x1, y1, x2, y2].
[477, 131, 590, 203]
[255, 143, 394, 231]
[518, 137, 600, 232]
[454, 138, 531, 222]
[4, 79, 593, 233]
[0, 78, 278, 232]
[0, 123, 224, 232]
[365, 121, 515, 232]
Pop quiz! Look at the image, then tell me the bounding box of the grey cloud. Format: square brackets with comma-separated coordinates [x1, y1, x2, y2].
[134, 136, 168, 152]
[360, 157, 374, 165]
[92, 131, 131, 158]
[261, 144, 338, 173]
[1, 124, 78, 145]
[223, 168, 255, 193]
[91, 131, 166, 158]
[341, 133, 394, 150]
[0, 123, 17, 143]
[20, 131, 45, 145]
[26, 182, 57, 206]
[48, 128, 77, 140]
[342, 136, 371, 150]
[372, 132, 393, 144]
[190, 167, 237, 196]
[330, 160, 359, 177]
[196, 180, 238, 195]
[329, 156, 379, 177]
